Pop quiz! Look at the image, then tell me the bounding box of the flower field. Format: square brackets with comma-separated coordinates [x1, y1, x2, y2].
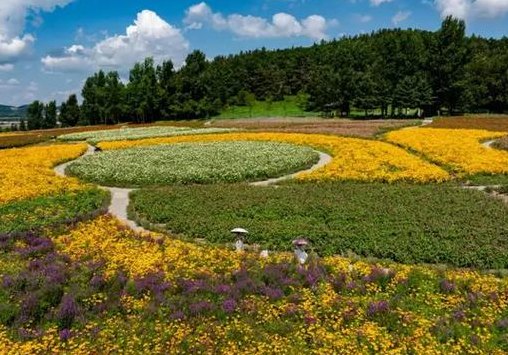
[67, 141, 319, 186]
[386, 128, 508, 175]
[2, 216, 508, 353]
[58, 126, 234, 144]
[1, 121, 508, 353]
[98, 132, 450, 183]
[0, 144, 87, 204]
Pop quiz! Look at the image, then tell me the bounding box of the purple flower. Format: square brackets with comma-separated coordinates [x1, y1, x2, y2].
[180, 279, 208, 294]
[262, 287, 284, 300]
[90, 274, 105, 289]
[367, 300, 390, 318]
[189, 301, 213, 315]
[134, 272, 170, 295]
[59, 329, 72, 341]
[215, 284, 232, 294]
[439, 279, 456, 294]
[222, 299, 237, 314]
[57, 294, 80, 328]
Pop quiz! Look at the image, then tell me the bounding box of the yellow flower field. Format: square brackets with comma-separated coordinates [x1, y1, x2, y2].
[0, 144, 87, 204]
[386, 128, 508, 175]
[98, 132, 450, 183]
[55, 216, 242, 279]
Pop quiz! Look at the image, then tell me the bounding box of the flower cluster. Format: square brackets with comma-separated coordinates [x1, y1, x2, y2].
[386, 128, 508, 175]
[1, 216, 508, 353]
[58, 126, 234, 144]
[67, 141, 319, 186]
[0, 144, 87, 204]
[98, 132, 450, 183]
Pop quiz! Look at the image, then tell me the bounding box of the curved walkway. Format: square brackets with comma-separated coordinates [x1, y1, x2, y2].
[464, 139, 508, 204]
[54, 144, 333, 232]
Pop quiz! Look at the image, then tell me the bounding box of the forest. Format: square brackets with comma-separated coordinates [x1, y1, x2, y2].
[24, 16, 508, 128]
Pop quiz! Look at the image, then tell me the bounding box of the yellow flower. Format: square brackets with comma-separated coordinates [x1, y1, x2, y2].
[386, 128, 508, 175]
[98, 132, 450, 183]
[0, 144, 87, 204]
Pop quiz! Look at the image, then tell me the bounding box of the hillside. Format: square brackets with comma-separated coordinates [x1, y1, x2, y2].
[0, 104, 27, 119]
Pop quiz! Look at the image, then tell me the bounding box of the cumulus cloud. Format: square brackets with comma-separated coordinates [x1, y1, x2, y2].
[0, 0, 73, 64]
[184, 2, 333, 40]
[435, 0, 508, 19]
[42, 10, 190, 73]
[392, 10, 412, 24]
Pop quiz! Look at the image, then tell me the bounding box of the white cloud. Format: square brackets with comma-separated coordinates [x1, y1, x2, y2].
[435, 0, 508, 19]
[370, 0, 394, 6]
[0, 63, 14, 71]
[0, 0, 73, 64]
[360, 14, 374, 23]
[41, 10, 190, 73]
[392, 10, 412, 24]
[184, 2, 332, 40]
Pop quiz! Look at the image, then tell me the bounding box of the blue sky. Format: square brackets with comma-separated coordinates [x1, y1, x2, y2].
[0, 0, 507, 106]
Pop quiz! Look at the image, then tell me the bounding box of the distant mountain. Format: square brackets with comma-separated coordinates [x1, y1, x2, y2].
[0, 104, 27, 119]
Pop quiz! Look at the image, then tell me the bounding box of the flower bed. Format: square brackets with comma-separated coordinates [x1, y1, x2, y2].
[130, 182, 508, 269]
[0, 188, 109, 234]
[98, 132, 450, 183]
[1, 216, 508, 353]
[0, 144, 87, 204]
[58, 126, 234, 144]
[386, 128, 508, 175]
[66, 141, 319, 186]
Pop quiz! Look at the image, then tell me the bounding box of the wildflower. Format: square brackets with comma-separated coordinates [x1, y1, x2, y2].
[367, 300, 390, 318]
[222, 299, 237, 314]
[59, 329, 72, 341]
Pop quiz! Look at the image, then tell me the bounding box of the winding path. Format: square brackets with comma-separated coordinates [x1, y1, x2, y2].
[54, 144, 333, 232]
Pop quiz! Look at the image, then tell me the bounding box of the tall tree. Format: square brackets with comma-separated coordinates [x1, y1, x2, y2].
[60, 94, 81, 127]
[42, 101, 57, 129]
[431, 16, 468, 115]
[27, 101, 44, 130]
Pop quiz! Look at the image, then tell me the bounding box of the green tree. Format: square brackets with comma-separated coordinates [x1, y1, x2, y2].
[42, 101, 57, 129]
[27, 101, 44, 130]
[60, 94, 81, 127]
[431, 16, 468, 115]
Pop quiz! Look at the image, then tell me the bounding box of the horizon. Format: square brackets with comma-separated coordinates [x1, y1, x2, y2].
[0, 0, 508, 106]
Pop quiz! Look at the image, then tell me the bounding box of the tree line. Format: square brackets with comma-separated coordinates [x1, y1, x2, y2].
[27, 16, 508, 128]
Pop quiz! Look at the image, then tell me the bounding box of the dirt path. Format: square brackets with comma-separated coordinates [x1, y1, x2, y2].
[54, 143, 333, 232]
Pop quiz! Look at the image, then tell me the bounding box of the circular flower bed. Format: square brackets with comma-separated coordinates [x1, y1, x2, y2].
[66, 141, 319, 186]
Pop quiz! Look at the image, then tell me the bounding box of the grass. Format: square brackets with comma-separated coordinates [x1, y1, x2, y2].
[0, 188, 109, 234]
[130, 182, 508, 269]
[215, 96, 318, 119]
[466, 174, 508, 186]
